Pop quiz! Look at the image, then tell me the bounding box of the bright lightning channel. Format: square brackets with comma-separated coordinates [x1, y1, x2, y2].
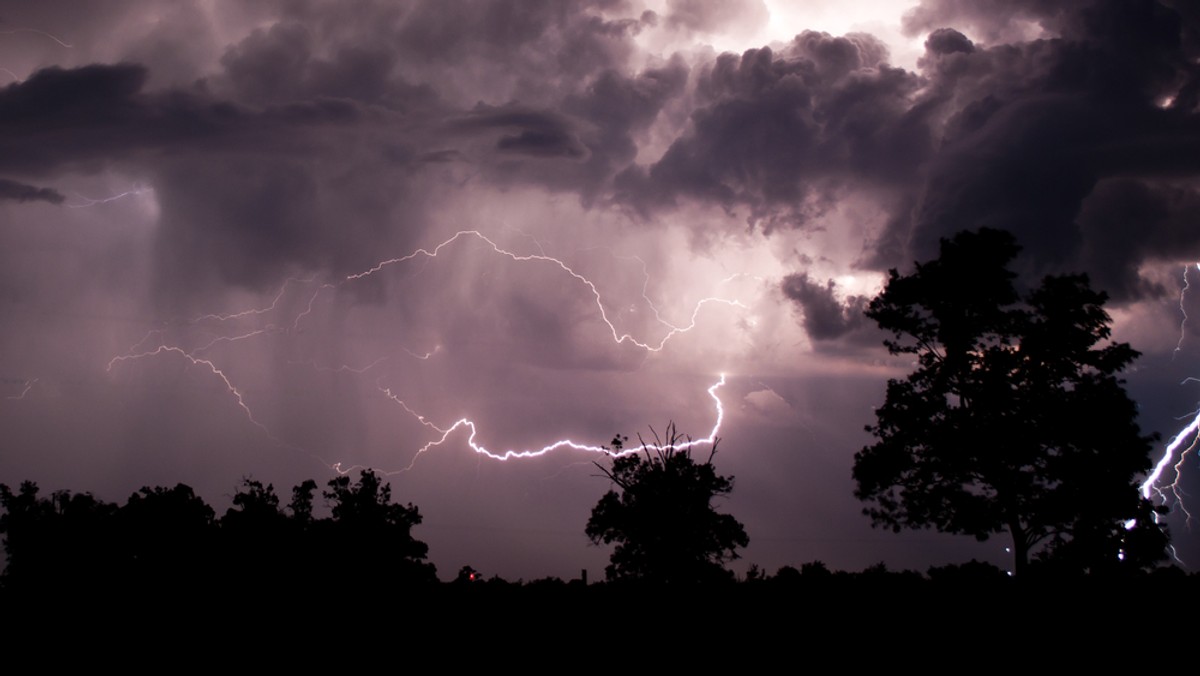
[109, 230, 744, 470]
[333, 374, 728, 475]
[346, 230, 746, 352]
[1140, 387, 1198, 526]
[1131, 263, 1200, 565]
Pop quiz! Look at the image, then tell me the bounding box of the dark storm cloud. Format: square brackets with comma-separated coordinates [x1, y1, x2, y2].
[1076, 179, 1200, 300]
[285, 0, 648, 109]
[781, 272, 870, 342]
[447, 58, 689, 203]
[615, 31, 930, 231]
[211, 0, 683, 216]
[220, 19, 439, 110]
[887, 0, 1200, 296]
[453, 105, 589, 159]
[0, 178, 63, 204]
[0, 63, 362, 175]
[924, 27, 976, 55]
[6, 0, 1195, 317]
[0, 0, 678, 306]
[901, 0, 1085, 43]
[598, 0, 1200, 318]
[0, 61, 385, 298]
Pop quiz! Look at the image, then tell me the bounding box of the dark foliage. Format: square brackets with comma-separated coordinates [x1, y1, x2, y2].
[0, 482, 119, 588]
[0, 469, 436, 599]
[586, 425, 749, 583]
[318, 469, 437, 583]
[853, 228, 1169, 575]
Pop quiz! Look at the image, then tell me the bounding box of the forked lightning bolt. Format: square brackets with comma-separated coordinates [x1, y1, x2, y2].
[345, 230, 746, 351]
[1140, 387, 1197, 525]
[108, 230, 744, 470]
[1134, 263, 1200, 563]
[331, 374, 728, 475]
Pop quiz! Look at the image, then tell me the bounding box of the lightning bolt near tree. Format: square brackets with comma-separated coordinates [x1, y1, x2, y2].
[107, 228, 745, 474]
[1132, 263, 1200, 565]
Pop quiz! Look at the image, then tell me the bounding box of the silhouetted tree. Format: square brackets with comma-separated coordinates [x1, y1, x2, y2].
[219, 478, 292, 587]
[799, 560, 832, 579]
[0, 482, 118, 587]
[586, 424, 749, 583]
[289, 479, 318, 523]
[320, 469, 437, 583]
[117, 484, 217, 583]
[853, 228, 1168, 575]
[223, 478, 285, 527]
[455, 565, 480, 583]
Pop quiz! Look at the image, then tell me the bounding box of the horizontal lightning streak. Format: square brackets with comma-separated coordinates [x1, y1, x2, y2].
[66, 184, 151, 208]
[110, 229, 744, 472]
[339, 374, 729, 475]
[346, 230, 745, 352]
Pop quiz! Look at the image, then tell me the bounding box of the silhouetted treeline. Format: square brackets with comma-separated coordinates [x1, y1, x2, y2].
[3, 471, 1198, 614]
[0, 471, 436, 605]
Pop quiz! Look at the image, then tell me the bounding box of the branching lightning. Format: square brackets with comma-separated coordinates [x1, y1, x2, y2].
[1134, 263, 1200, 564]
[1140, 387, 1198, 526]
[346, 230, 745, 351]
[334, 374, 728, 475]
[108, 229, 745, 473]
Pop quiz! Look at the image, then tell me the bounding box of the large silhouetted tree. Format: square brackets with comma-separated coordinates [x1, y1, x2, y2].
[320, 469, 437, 583]
[587, 425, 748, 583]
[853, 228, 1168, 575]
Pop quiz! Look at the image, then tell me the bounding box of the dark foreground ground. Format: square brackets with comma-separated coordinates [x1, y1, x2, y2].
[4, 567, 1195, 657]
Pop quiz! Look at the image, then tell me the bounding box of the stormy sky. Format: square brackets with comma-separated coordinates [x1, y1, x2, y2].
[2, 0, 1200, 579]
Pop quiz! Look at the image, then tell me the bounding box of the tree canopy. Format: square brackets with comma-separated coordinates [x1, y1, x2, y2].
[853, 228, 1168, 575]
[586, 426, 749, 583]
[0, 469, 438, 597]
